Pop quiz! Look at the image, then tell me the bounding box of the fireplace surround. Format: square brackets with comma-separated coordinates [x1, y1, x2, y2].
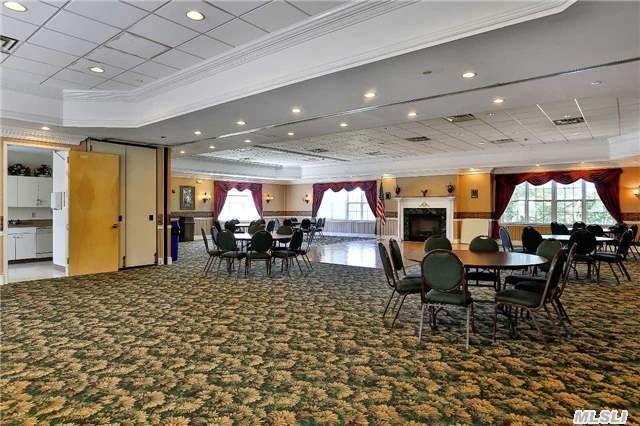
[396, 197, 455, 242]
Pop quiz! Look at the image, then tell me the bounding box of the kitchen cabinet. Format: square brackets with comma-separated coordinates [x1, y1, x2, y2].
[7, 176, 18, 206]
[7, 228, 37, 261]
[7, 176, 53, 208]
[36, 227, 53, 256]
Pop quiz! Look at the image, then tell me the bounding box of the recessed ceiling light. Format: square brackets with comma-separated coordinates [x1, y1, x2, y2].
[291, 107, 301, 114]
[422, 70, 432, 75]
[535, 163, 541, 167]
[591, 80, 602, 86]
[41, 126, 50, 131]
[340, 122, 348, 127]
[287, 132, 295, 136]
[237, 120, 246, 126]
[89, 66, 104, 73]
[493, 98, 504, 104]
[462, 71, 477, 79]
[244, 139, 251, 143]
[186, 10, 205, 21]
[3, 1, 27, 12]
[479, 142, 485, 145]
[209, 145, 215, 149]
[408, 111, 417, 118]
[469, 168, 477, 172]
[194, 130, 202, 135]
[179, 150, 185, 154]
[364, 91, 376, 98]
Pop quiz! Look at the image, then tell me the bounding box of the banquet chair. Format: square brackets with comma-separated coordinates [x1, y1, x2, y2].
[593, 230, 633, 284]
[378, 242, 421, 328]
[568, 229, 597, 279]
[245, 231, 273, 276]
[424, 235, 452, 252]
[272, 230, 304, 275]
[389, 238, 421, 280]
[201, 228, 222, 276]
[504, 239, 562, 286]
[466, 236, 500, 289]
[217, 230, 246, 276]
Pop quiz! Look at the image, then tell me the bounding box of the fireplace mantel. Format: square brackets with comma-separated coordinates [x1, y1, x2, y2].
[396, 197, 455, 241]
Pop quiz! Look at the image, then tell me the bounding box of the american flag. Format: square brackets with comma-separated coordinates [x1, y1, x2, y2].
[376, 182, 386, 226]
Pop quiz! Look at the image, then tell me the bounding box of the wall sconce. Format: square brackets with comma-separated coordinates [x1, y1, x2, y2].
[303, 193, 311, 204]
[201, 192, 211, 203]
[634, 186, 640, 198]
[265, 194, 274, 203]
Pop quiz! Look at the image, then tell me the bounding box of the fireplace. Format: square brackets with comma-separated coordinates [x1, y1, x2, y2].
[403, 208, 446, 241]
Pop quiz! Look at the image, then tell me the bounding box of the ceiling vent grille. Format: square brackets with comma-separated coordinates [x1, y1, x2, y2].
[443, 113, 476, 123]
[1, 35, 19, 54]
[490, 138, 515, 145]
[405, 136, 431, 142]
[307, 148, 329, 153]
[366, 151, 383, 156]
[553, 116, 584, 126]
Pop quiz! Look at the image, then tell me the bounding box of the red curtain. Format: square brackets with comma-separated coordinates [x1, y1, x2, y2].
[312, 180, 377, 218]
[214, 181, 263, 217]
[492, 168, 623, 237]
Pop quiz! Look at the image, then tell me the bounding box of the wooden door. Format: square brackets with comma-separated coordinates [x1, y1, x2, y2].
[68, 151, 120, 275]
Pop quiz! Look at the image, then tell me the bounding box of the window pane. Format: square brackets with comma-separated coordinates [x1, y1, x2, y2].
[218, 188, 260, 221]
[584, 181, 615, 224]
[317, 188, 374, 221]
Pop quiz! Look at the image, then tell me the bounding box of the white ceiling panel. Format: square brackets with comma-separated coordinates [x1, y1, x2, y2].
[0, 15, 40, 40]
[13, 42, 79, 67]
[151, 48, 202, 69]
[105, 32, 169, 59]
[132, 60, 178, 78]
[206, 18, 267, 47]
[45, 10, 121, 44]
[64, 0, 149, 28]
[128, 14, 199, 47]
[289, 1, 345, 16]
[94, 79, 137, 90]
[54, 68, 107, 86]
[155, 1, 233, 32]
[0, 0, 59, 25]
[113, 70, 155, 86]
[177, 34, 231, 58]
[86, 46, 146, 69]
[242, 2, 309, 32]
[208, 1, 269, 17]
[68, 57, 126, 79]
[29, 28, 98, 56]
[1, 55, 60, 77]
[41, 77, 94, 90]
[121, 0, 169, 12]
[0, 67, 47, 87]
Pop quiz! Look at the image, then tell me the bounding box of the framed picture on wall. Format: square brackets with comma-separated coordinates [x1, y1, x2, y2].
[180, 185, 196, 210]
[470, 189, 479, 199]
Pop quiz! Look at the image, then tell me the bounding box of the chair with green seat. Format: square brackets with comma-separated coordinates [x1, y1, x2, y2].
[493, 250, 566, 345]
[201, 228, 222, 276]
[504, 239, 563, 286]
[378, 242, 422, 328]
[247, 222, 265, 235]
[466, 236, 500, 289]
[424, 235, 452, 252]
[569, 229, 597, 279]
[521, 226, 543, 254]
[593, 229, 633, 284]
[418, 249, 474, 350]
[245, 231, 273, 276]
[499, 226, 522, 253]
[295, 227, 315, 271]
[272, 230, 304, 275]
[389, 238, 420, 280]
[217, 230, 246, 276]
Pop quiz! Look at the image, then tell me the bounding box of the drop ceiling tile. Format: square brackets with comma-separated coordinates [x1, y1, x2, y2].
[122, 0, 169, 12]
[94, 79, 137, 90]
[106, 32, 169, 59]
[150, 48, 202, 69]
[1, 55, 61, 77]
[177, 34, 231, 58]
[1, 65, 50, 88]
[128, 14, 199, 47]
[207, 1, 268, 17]
[87, 46, 146, 69]
[41, 77, 94, 90]
[0, 15, 40, 40]
[242, 1, 308, 32]
[45, 10, 121, 44]
[55, 68, 107, 86]
[207, 18, 267, 47]
[113, 70, 155, 86]
[68, 57, 126, 79]
[155, 1, 233, 32]
[64, 0, 148, 28]
[13, 42, 79, 67]
[29, 28, 98, 56]
[288, 1, 345, 15]
[0, 0, 59, 25]
[0, 52, 7, 62]
[131, 60, 178, 78]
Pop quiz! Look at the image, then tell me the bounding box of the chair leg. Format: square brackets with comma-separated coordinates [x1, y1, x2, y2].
[492, 303, 499, 343]
[418, 303, 426, 344]
[391, 294, 407, 328]
[551, 300, 570, 336]
[294, 256, 304, 274]
[618, 261, 631, 281]
[305, 254, 313, 270]
[555, 300, 572, 326]
[382, 290, 396, 318]
[607, 262, 620, 284]
[465, 305, 471, 351]
[529, 311, 547, 347]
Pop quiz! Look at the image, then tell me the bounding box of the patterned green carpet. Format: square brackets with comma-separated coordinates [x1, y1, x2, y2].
[1, 241, 639, 425]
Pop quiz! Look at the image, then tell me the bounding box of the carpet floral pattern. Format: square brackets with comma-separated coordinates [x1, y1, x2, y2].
[1, 241, 639, 425]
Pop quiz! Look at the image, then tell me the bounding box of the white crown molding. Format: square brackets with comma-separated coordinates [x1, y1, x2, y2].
[1, 126, 85, 145]
[171, 156, 301, 181]
[60, 0, 576, 128]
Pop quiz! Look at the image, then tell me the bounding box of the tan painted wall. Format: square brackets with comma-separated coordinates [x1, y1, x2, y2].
[285, 183, 313, 214]
[170, 177, 215, 215]
[621, 167, 640, 217]
[263, 183, 286, 213]
[456, 173, 493, 214]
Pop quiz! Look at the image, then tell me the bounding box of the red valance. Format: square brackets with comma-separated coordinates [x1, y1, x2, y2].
[312, 180, 377, 218]
[492, 168, 623, 238]
[214, 181, 263, 217]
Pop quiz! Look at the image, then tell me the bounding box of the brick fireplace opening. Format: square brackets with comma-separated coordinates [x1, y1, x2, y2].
[403, 208, 447, 241]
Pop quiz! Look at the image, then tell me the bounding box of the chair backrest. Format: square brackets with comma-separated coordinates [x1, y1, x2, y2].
[569, 229, 597, 256]
[424, 235, 452, 252]
[573, 221, 587, 230]
[630, 224, 639, 241]
[248, 223, 265, 234]
[499, 227, 514, 252]
[217, 230, 237, 251]
[290, 217, 299, 224]
[521, 226, 543, 253]
[377, 242, 397, 290]
[250, 231, 273, 253]
[305, 227, 316, 250]
[283, 219, 293, 226]
[288, 230, 304, 250]
[201, 228, 210, 251]
[388, 239, 405, 276]
[210, 225, 220, 246]
[536, 239, 563, 272]
[276, 225, 293, 235]
[420, 249, 466, 301]
[616, 229, 634, 257]
[586, 224, 604, 237]
[550, 222, 562, 235]
[555, 243, 578, 300]
[537, 250, 566, 307]
[556, 224, 570, 235]
[224, 221, 236, 232]
[301, 218, 311, 230]
[611, 223, 628, 238]
[266, 220, 276, 232]
[259, 219, 266, 225]
[469, 236, 499, 253]
[212, 220, 222, 232]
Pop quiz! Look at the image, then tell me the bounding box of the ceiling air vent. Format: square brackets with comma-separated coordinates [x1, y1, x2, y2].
[553, 116, 584, 126]
[366, 151, 383, 156]
[405, 136, 431, 142]
[1, 35, 19, 54]
[490, 138, 515, 145]
[307, 148, 329, 153]
[443, 113, 476, 123]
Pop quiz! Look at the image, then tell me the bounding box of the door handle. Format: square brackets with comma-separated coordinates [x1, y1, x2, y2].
[112, 224, 119, 229]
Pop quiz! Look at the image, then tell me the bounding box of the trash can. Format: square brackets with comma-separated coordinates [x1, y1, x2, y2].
[170, 219, 180, 262]
[179, 216, 195, 242]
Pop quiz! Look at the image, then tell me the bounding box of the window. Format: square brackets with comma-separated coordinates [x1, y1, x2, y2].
[501, 179, 614, 225]
[218, 188, 260, 222]
[317, 188, 375, 221]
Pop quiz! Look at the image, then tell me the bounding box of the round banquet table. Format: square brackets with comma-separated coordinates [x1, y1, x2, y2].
[541, 234, 613, 243]
[408, 249, 547, 269]
[234, 232, 292, 242]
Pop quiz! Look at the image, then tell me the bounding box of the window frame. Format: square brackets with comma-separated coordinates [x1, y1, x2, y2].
[318, 188, 375, 222]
